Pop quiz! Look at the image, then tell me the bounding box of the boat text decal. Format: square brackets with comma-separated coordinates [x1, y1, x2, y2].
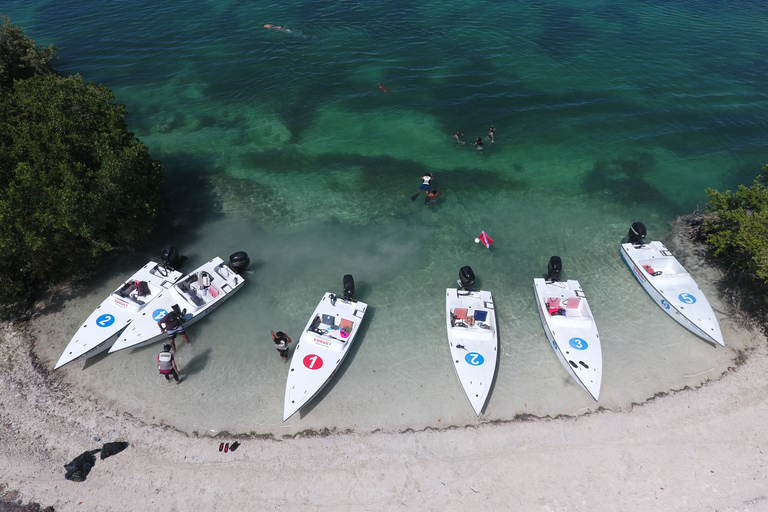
[464, 352, 485, 366]
[96, 314, 115, 328]
[303, 354, 324, 370]
[569, 337, 588, 350]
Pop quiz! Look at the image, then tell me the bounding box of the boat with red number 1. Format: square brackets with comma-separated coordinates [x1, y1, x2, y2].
[283, 275, 367, 421]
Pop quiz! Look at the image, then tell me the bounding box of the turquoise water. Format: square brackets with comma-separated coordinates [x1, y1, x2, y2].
[8, 1, 768, 434]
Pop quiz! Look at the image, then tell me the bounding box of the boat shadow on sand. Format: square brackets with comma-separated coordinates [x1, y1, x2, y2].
[295, 300, 375, 421]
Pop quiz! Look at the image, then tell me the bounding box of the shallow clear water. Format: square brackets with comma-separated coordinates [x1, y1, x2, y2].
[9, 0, 767, 434]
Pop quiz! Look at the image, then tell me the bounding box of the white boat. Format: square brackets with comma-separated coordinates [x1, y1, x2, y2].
[108, 252, 249, 353]
[55, 252, 183, 369]
[533, 256, 602, 401]
[620, 222, 724, 346]
[445, 266, 498, 416]
[284, 275, 367, 421]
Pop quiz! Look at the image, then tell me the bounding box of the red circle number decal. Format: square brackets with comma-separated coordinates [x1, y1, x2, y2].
[303, 354, 324, 370]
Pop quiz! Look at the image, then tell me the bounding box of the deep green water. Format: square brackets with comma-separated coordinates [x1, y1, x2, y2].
[7, 0, 768, 433]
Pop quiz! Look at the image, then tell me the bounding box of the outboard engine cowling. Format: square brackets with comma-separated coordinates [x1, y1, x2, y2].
[459, 266, 475, 289]
[229, 251, 250, 274]
[628, 222, 647, 244]
[547, 256, 562, 282]
[343, 274, 355, 300]
[161, 245, 179, 270]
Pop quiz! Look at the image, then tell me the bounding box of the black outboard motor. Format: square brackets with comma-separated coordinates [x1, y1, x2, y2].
[229, 251, 250, 274]
[628, 222, 647, 245]
[342, 274, 355, 301]
[459, 266, 475, 290]
[160, 245, 180, 270]
[547, 256, 562, 282]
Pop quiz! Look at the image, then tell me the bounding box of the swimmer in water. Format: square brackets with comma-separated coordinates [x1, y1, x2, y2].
[487, 125, 495, 143]
[263, 24, 290, 33]
[474, 137, 484, 150]
[454, 131, 465, 144]
[378, 83, 389, 93]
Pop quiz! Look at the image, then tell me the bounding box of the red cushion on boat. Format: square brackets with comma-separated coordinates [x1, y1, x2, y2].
[453, 308, 468, 320]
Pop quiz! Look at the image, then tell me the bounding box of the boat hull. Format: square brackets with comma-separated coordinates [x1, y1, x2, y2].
[533, 278, 602, 401]
[620, 241, 723, 346]
[109, 257, 245, 352]
[445, 288, 498, 415]
[55, 262, 183, 369]
[284, 292, 368, 421]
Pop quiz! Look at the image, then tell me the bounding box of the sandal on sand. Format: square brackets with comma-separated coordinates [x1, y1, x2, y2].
[224, 443, 229, 453]
[229, 441, 240, 452]
[219, 443, 224, 452]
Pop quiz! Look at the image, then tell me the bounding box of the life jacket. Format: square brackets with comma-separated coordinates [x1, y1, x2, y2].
[134, 280, 150, 297]
[158, 352, 173, 373]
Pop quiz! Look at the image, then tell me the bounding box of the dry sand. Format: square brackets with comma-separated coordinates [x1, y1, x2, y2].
[2, 227, 768, 511]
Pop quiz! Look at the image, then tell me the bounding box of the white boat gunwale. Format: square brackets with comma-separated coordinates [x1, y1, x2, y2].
[445, 287, 498, 416]
[620, 240, 724, 346]
[283, 292, 368, 421]
[533, 278, 602, 401]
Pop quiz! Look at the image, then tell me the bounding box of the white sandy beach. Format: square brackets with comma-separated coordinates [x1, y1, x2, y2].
[2, 319, 768, 512]
[2, 226, 768, 511]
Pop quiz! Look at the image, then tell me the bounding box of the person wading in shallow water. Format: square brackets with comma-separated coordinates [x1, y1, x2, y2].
[157, 308, 189, 352]
[158, 344, 181, 384]
[271, 330, 292, 362]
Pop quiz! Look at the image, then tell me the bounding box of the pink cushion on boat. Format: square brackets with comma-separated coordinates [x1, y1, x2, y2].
[339, 318, 353, 332]
[566, 297, 580, 309]
[453, 308, 468, 320]
[546, 298, 560, 314]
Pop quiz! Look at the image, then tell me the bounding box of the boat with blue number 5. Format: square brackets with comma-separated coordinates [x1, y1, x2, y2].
[620, 222, 724, 346]
[533, 256, 602, 401]
[445, 266, 498, 416]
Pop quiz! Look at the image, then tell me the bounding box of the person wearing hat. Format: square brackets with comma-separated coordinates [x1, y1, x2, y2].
[158, 344, 180, 384]
[271, 330, 292, 362]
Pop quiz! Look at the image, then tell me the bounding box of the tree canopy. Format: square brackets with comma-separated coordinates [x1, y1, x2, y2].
[0, 19, 164, 312]
[703, 165, 768, 282]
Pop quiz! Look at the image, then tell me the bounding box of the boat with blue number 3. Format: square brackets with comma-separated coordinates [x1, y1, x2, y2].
[620, 222, 724, 346]
[533, 256, 602, 401]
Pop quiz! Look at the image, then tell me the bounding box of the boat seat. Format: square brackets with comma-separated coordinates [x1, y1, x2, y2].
[566, 298, 581, 309]
[321, 314, 335, 326]
[453, 308, 468, 320]
[474, 310, 488, 322]
[546, 298, 560, 315]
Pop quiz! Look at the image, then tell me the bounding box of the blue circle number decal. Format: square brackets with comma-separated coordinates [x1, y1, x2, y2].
[661, 299, 671, 309]
[678, 293, 696, 304]
[569, 337, 588, 350]
[465, 352, 485, 366]
[152, 308, 169, 321]
[96, 314, 115, 327]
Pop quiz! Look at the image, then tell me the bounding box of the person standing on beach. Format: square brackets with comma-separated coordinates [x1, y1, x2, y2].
[158, 344, 181, 384]
[157, 309, 189, 353]
[271, 330, 292, 362]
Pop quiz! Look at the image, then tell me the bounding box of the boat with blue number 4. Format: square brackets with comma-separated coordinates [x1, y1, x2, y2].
[55, 246, 183, 370]
[108, 252, 250, 353]
[533, 256, 602, 401]
[445, 266, 498, 416]
[620, 222, 724, 346]
[284, 275, 367, 421]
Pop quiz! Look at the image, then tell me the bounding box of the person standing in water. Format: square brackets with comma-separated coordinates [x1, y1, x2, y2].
[473, 137, 484, 150]
[487, 125, 495, 143]
[271, 330, 292, 362]
[454, 131, 465, 144]
[158, 344, 181, 384]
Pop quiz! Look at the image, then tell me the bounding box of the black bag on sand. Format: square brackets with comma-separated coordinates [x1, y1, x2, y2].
[100, 442, 129, 460]
[64, 450, 98, 482]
